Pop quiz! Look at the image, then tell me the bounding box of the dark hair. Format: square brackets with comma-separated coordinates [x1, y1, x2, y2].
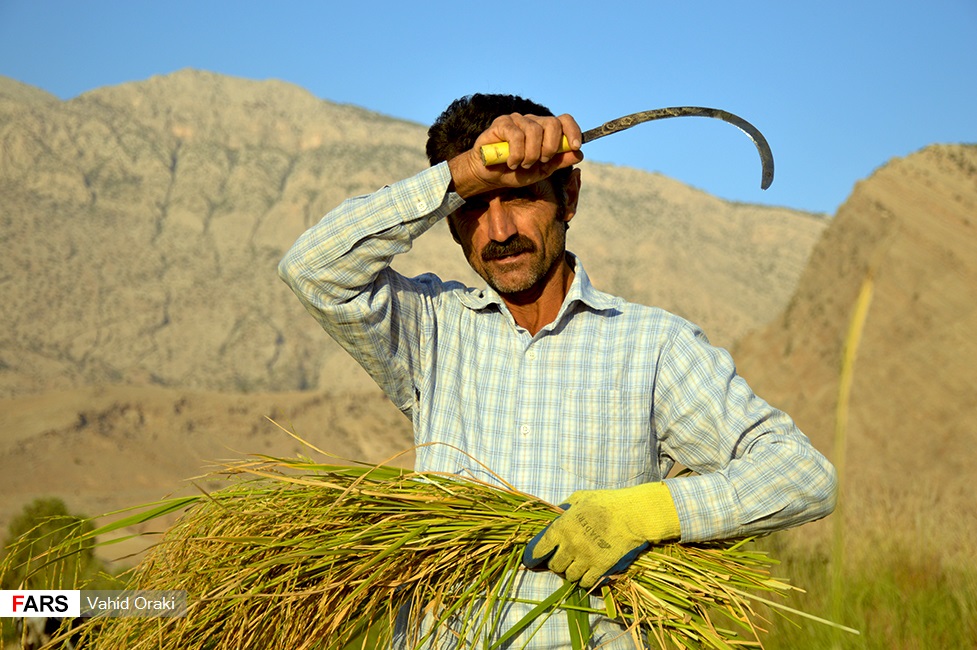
[426, 93, 574, 190]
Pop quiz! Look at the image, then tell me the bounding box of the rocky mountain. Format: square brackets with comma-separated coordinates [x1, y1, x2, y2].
[734, 143, 977, 562]
[0, 70, 826, 538]
[0, 69, 824, 399]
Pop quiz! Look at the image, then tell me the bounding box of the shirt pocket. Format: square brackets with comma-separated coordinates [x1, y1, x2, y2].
[559, 389, 654, 489]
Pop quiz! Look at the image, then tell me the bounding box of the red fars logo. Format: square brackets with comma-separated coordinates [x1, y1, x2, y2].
[1, 591, 80, 617]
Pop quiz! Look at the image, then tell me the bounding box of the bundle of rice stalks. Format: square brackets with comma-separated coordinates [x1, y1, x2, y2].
[4, 450, 850, 649]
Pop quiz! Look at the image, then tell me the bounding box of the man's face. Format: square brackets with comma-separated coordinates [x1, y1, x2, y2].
[449, 171, 580, 297]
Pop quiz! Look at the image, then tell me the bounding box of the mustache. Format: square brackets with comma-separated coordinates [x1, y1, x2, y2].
[481, 236, 537, 262]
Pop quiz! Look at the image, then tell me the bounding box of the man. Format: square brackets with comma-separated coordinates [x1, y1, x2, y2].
[279, 93, 837, 647]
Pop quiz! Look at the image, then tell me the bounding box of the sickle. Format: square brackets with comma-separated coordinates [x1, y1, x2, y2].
[479, 106, 775, 190]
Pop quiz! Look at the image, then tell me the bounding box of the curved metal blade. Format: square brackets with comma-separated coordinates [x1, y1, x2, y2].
[582, 106, 775, 190]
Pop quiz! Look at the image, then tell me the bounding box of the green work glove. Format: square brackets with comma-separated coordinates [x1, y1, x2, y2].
[522, 482, 682, 589]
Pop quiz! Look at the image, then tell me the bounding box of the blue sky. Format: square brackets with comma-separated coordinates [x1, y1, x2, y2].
[1, 0, 974, 215]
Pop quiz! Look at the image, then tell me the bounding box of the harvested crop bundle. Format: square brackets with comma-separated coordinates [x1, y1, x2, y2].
[4, 452, 846, 649]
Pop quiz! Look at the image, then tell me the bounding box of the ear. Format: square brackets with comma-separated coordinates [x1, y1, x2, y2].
[562, 168, 582, 225]
[447, 214, 462, 244]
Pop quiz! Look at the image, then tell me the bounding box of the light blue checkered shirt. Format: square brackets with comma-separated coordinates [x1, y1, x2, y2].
[279, 163, 837, 648]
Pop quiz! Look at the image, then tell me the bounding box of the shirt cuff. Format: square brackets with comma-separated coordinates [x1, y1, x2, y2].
[663, 473, 739, 542]
[384, 162, 465, 237]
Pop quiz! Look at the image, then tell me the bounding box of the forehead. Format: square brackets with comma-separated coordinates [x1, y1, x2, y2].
[451, 182, 557, 225]
[469, 179, 557, 204]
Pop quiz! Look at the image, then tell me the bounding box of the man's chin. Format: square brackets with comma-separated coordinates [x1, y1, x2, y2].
[476, 254, 549, 296]
[489, 280, 532, 296]
[484, 268, 540, 296]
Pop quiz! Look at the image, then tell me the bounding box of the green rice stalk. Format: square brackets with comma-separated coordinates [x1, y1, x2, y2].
[2, 450, 857, 649]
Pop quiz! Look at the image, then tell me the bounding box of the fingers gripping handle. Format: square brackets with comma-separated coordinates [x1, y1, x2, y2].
[478, 106, 775, 189]
[480, 136, 573, 166]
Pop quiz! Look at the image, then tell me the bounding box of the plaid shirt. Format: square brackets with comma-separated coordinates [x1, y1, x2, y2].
[279, 163, 836, 648]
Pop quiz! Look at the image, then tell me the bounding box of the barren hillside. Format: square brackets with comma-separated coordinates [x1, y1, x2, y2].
[734, 144, 977, 562]
[0, 70, 823, 398]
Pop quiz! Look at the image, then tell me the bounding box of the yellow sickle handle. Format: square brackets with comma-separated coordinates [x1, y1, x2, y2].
[479, 136, 573, 166]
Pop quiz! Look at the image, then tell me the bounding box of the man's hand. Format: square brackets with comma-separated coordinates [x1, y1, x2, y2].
[448, 113, 584, 199]
[522, 482, 682, 589]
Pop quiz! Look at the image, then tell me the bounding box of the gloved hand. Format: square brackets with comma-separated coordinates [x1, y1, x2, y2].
[522, 482, 681, 589]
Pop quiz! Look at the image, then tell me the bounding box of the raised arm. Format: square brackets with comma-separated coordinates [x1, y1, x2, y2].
[278, 164, 463, 414]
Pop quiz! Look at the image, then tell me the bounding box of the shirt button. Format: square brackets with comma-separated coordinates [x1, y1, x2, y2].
[527, 350, 537, 360]
[519, 424, 531, 436]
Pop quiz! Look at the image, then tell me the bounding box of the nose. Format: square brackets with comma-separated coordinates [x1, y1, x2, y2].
[485, 197, 517, 242]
